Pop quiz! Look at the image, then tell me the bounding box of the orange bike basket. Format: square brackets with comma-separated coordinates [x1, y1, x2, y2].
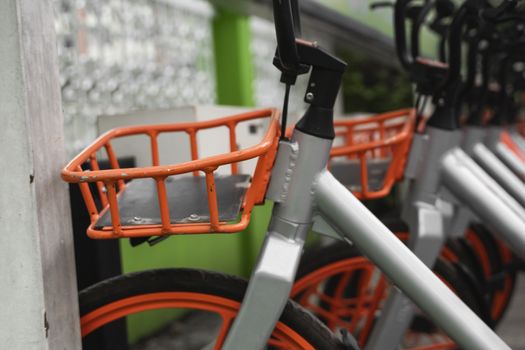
[329, 108, 416, 199]
[62, 109, 280, 239]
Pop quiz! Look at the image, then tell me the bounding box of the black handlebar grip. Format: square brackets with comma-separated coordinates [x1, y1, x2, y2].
[394, 0, 414, 70]
[410, 0, 436, 60]
[482, 0, 517, 21]
[291, 0, 302, 37]
[273, 0, 300, 72]
[370, 1, 394, 10]
[435, 0, 455, 18]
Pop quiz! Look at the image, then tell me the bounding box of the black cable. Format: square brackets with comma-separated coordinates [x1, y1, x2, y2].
[420, 96, 429, 116]
[414, 93, 429, 131]
[415, 93, 422, 113]
[281, 83, 292, 140]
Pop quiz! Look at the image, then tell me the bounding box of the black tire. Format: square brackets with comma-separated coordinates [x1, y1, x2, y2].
[465, 224, 518, 323]
[295, 241, 483, 348]
[80, 268, 351, 350]
[443, 238, 493, 324]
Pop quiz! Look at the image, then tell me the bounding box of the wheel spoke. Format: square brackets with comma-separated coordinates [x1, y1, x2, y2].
[213, 316, 234, 350]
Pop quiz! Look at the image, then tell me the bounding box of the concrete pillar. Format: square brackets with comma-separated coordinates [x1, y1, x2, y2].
[0, 0, 81, 349]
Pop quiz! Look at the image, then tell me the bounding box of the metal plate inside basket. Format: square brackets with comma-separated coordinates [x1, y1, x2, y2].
[95, 175, 251, 228]
[330, 158, 391, 191]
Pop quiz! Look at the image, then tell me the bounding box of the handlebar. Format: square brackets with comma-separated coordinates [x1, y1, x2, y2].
[482, 0, 518, 21]
[272, 0, 302, 75]
[410, 0, 436, 60]
[394, 0, 413, 69]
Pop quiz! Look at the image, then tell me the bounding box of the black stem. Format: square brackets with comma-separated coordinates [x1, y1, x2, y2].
[417, 94, 428, 117]
[281, 83, 292, 140]
[414, 93, 422, 113]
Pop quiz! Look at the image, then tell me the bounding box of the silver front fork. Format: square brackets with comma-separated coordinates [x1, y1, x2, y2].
[315, 170, 510, 350]
[221, 130, 332, 350]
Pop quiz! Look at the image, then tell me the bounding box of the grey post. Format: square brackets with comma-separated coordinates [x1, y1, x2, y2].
[0, 1, 81, 349]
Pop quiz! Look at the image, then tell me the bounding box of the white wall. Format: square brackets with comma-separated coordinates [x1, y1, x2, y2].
[0, 0, 80, 348]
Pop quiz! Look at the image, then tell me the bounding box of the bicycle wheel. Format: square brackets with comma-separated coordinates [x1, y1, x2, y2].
[292, 241, 483, 350]
[80, 268, 350, 350]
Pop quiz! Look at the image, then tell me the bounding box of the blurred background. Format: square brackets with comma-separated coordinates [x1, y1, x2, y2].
[53, 0, 412, 157]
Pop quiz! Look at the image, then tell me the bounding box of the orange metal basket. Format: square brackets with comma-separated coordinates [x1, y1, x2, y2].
[329, 108, 416, 199]
[62, 109, 280, 239]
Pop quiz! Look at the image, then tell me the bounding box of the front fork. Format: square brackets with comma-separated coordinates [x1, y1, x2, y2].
[221, 221, 309, 349]
[222, 130, 333, 350]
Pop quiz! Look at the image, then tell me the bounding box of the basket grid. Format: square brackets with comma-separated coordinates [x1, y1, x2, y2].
[329, 109, 416, 199]
[62, 109, 280, 239]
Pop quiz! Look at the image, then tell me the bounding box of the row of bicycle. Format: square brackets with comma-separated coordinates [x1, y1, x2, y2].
[63, 0, 525, 349]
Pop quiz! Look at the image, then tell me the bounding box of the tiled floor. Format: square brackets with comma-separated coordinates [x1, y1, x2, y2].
[498, 275, 525, 350]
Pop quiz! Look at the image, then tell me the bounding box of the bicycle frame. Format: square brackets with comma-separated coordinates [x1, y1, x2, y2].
[462, 126, 525, 216]
[220, 1, 520, 348]
[365, 124, 525, 349]
[471, 126, 525, 208]
[497, 136, 525, 179]
[221, 127, 511, 350]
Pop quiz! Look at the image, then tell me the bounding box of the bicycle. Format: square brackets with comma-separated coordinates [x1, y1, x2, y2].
[290, 1, 525, 348]
[62, 0, 513, 349]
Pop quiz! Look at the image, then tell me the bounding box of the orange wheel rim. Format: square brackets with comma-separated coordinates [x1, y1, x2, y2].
[292, 257, 386, 346]
[494, 240, 515, 320]
[465, 229, 492, 277]
[291, 242, 458, 350]
[81, 292, 314, 350]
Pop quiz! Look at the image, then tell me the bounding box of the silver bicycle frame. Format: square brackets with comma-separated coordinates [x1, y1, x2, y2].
[463, 126, 525, 215]
[495, 140, 525, 179]
[442, 147, 525, 255]
[221, 128, 511, 350]
[365, 125, 525, 349]
[464, 126, 525, 208]
[317, 170, 509, 350]
[467, 143, 525, 209]
[509, 128, 525, 167]
[367, 125, 525, 349]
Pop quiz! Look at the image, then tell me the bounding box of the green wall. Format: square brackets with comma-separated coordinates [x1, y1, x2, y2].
[213, 10, 255, 107]
[213, 9, 274, 273]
